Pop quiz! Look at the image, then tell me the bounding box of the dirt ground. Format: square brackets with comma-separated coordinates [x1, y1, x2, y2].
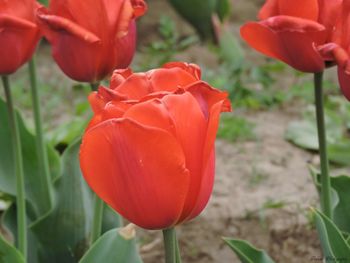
[137, 0, 327, 262]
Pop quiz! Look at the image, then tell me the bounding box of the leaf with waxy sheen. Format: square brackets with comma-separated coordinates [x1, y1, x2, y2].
[0, 98, 60, 219]
[223, 238, 275, 263]
[310, 168, 350, 234]
[79, 225, 142, 263]
[29, 139, 121, 262]
[30, 140, 93, 262]
[0, 234, 24, 263]
[313, 209, 350, 260]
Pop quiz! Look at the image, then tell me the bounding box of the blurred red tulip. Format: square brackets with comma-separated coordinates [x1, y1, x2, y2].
[240, 0, 350, 100]
[37, 0, 147, 83]
[0, 0, 41, 75]
[80, 62, 231, 229]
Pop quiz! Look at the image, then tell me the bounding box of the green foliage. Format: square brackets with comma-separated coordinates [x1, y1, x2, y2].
[310, 169, 350, 234]
[80, 226, 142, 263]
[217, 114, 256, 142]
[313, 209, 350, 261]
[0, 98, 60, 219]
[168, 0, 231, 40]
[38, 0, 48, 6]
[286, 97, 350, 166]
[223, 238, 275, 263]
[139, 16, 198, 70]
[0, 235, 24, 263]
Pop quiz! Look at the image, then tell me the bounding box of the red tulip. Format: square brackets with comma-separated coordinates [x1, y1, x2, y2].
[240, 0, 342, 73]
[37, 0, 147, 83]
[80, 62, 231, 229]
[240, 0, 350, 100]
[0, 0, 41, 75]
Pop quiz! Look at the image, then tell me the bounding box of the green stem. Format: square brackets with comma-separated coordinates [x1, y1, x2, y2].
[314, 72, 332, 219]
[28, 58, 53, 207]
[90, 82, 99, 91]
[89, 81, 104, 244]
[2, 76, 27, 259]
[163, 228, 181, 263]
[90, 196, 104, 243]
[175, 231, 182, 263]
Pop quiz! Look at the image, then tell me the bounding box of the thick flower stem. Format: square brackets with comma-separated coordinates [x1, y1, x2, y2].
[91, 196, 104, 243]
[2, 76, 27, 259]
[163, 228, 182, 263]
[28, 58, 53, 207]
[314, 72, 332, 219]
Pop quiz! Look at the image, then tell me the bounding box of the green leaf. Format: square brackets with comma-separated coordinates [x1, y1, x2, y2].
[79, 225, 142, 263]
[313, 209, 350, 261]
[223, 238, 275, 263]
[309, 169, 350, 234]
[218, 28, 244, 70]
[216, 0, 231, 21]
[0, 234, 24, 263]
[0, 98, 59, 219]
[331, 176, 350, 234]
[168, 0, 217, 39]
[328, 141, 350, 166]
[30, 140, 92, 262]
[285, 120, 319, 150]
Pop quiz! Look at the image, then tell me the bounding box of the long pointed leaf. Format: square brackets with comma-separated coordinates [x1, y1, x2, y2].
[223, 238, 275, 263]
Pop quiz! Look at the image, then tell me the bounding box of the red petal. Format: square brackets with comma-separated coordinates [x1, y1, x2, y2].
[80, 118, 190, 229]
[241, 17, 326, 73]
[115, 0, 147, 38]
[48, 0, 108, 37]
[185, 81, 231, 118]
[184, 92, 228, 220]
[160, 92, 208, 221]
[258, 0, 279, 19]
[278, 0, 319, 21]
[0, 14, 39, 74]
[163, 62, 202, 80]
[259, 0, 319, 21]
[37, 14, 104, 82]
[114, 67, 197, 100]
[337, 66, 350, 101]
[123, 98, 177, 136]
[0, 0, 37, 21]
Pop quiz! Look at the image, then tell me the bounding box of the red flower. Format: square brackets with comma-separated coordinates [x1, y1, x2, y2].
[37, 0, 147, 83]
[240, 0, 341, 73]
[0, 0, 41, 75]
[79, 62, 231, 229]
[240, 0, 350, 100]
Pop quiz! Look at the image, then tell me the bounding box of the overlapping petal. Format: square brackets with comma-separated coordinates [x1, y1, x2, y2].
[241, 16, 326, 72]
[80, 119, 190, 229]
[0, 0, 40, 74]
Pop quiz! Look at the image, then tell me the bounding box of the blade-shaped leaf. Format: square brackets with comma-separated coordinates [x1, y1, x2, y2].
[30, 140, 92, 262]
[0, 234, 24, 263]
[79, 225, 142, 263]
[331, 176, 350, 234]
[168, 0, 217, 39]
[223, 238, 275, 263]
[313, 209, 350, 260]
[0, 98, 60, 219]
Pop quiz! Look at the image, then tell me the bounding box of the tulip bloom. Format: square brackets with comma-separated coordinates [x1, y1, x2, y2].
[240, 0, 350, 100]
[80, 62, 231, 229]
[0, 0, 41, 74]
[37, 0, 147, 83]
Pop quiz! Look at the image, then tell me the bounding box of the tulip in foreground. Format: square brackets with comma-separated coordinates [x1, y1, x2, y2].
[37, 0, 147, 83]
[80, 62, 231, 230]
[0, 0, 41, 74]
